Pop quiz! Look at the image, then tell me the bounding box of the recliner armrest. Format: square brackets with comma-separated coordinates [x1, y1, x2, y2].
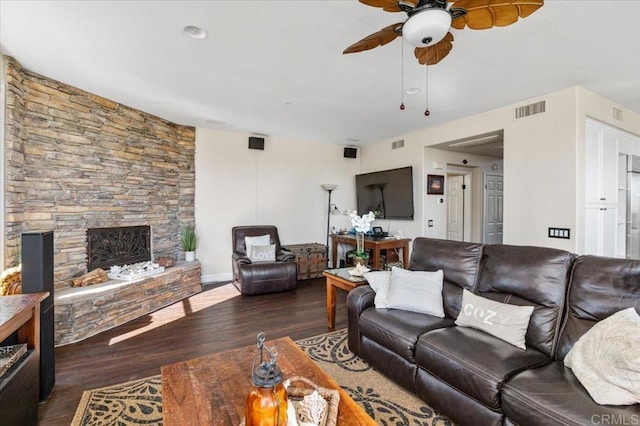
[277, 249, 296, 262]
[232, 252, 252, 265]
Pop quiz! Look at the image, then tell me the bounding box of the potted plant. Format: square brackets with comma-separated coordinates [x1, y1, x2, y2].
[180, 226, 197, 261]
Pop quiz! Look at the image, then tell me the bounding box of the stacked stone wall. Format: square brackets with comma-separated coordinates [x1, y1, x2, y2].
[3, 56, 196, 289]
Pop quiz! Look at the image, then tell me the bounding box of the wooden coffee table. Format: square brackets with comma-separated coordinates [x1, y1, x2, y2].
[161, 336, 375, 425]
[324, 268, 369, 329]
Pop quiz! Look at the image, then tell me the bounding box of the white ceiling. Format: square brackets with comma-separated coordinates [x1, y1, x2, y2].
[1, 1, 639, 146]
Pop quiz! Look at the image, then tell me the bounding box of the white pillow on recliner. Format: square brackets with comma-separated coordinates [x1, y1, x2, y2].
[245, 234, 270, 257]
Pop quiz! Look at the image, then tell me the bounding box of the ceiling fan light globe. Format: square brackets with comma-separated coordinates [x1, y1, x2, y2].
[402, 8, 451, 47]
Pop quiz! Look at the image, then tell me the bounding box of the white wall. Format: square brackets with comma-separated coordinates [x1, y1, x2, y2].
[195, 86, 640, 282]
[361, 87, 579, 250]
[361, 86, 640, 253]
[195, 128, 359, 282]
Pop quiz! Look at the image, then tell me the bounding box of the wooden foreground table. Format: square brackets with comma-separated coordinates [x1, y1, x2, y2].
[161, 336, 375, 425]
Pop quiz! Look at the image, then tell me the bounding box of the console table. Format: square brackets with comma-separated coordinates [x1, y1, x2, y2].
[0, 292, 49, 425]
[330, 234, 411, 270]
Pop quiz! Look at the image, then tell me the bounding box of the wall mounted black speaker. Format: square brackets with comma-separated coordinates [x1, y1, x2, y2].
[248, 137, 265, 150]
[21, 231, 55, 401]
[344, 147, 357, 158]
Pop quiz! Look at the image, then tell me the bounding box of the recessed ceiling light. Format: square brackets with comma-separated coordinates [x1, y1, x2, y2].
[405, 88, 420, 95]
[183, 25, 208, 40]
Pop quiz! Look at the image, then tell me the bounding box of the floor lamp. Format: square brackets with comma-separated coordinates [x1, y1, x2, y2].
[322, 184, 338, 258]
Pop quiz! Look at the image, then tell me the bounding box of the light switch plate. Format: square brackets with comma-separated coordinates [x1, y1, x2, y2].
[548, 227, 570, 239]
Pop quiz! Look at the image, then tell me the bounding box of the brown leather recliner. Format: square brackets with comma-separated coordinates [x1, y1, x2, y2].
[231, 225, 297, 295]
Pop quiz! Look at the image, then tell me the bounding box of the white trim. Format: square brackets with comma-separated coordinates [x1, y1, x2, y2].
[201, 272, 232, 284]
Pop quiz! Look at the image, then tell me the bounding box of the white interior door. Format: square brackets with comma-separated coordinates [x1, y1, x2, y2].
[447, 175, 464, 241]
[484, 173, 504, 244]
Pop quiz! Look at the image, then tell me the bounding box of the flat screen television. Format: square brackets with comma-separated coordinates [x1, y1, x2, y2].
[356, 166, 414, 220]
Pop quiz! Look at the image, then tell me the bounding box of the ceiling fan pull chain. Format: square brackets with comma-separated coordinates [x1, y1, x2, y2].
[400, 37, 405, 111]
[424, 56, 430, 117]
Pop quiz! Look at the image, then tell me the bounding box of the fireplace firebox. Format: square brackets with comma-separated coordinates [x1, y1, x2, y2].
[86, 226, 151, 271]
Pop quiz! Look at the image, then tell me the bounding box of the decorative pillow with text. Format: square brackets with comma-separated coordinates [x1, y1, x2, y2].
[455, 289, 534, 350]
[249, 244, 276, 263]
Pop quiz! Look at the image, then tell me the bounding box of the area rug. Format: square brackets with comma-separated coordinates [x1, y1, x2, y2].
[72, 329, 452, 425]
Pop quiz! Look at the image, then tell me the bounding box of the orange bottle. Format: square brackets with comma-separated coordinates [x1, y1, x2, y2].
[245, 333, 288, 426]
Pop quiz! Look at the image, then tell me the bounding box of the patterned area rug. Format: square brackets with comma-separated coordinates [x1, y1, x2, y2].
[72, 329, 452, 425]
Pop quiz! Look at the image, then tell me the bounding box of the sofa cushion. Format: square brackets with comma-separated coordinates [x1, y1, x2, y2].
[563, 307, 640, 405]
[477, 244, 574, 357]
[386, 267, 445, 317]
[502, 362, 640, 426]
[359, 308, 454, 362]
[556, 255, 640, 360]
[409, 238, 483, 319]
[455, 289, 534, 350]
[414, 327, 550, 410]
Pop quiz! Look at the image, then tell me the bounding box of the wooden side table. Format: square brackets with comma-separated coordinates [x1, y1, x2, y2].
[330, 234, 411, 270]
[323, 269, 368, 329]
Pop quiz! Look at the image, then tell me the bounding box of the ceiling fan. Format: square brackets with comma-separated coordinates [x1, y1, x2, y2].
[344, 0, 544, 65]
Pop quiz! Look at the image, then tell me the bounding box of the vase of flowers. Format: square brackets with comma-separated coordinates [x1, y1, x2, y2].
[348, 210, 376, 266]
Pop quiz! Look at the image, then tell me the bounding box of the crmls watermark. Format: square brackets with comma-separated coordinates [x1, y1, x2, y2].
[591, 414, 640, 425]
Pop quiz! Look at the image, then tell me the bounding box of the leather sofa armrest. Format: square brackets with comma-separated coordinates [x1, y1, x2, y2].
[346, 285, 376, 356]
[277, 249, 296, 262]
[232, 252, 252, 265]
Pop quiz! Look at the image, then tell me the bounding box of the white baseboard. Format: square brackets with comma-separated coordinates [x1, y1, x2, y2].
[201, 272, 232, 284]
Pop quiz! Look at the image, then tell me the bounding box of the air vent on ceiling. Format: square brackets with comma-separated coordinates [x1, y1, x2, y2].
[392, 139, 405, 149]
[514, 100, 546, 120]
[612, 107, 623, 122]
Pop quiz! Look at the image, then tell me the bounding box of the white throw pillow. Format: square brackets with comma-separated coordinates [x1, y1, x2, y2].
[249, 244, 276, 263]
[564, 307, 640, 406]
[454, 289, 534, 350]
[245, 234, 270, 257]
[363, 271, 392, 309]
[385, 267, 445, 317]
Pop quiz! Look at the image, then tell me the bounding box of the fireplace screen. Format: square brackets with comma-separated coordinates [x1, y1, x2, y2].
[87, 226, 151, 271]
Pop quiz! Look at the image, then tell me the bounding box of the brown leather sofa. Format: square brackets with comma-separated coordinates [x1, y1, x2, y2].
[231, 225, 297, 295]
[347, 237, 640, 425]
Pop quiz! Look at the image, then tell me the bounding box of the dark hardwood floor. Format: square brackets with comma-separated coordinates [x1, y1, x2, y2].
[38, 278, 348, 425]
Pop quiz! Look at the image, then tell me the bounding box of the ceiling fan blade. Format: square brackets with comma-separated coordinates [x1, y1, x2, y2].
[343, 23, 403, 54]
[414, 32, 454, 65]
[451, 0, 543, 30]
[359, 0, 419, 13]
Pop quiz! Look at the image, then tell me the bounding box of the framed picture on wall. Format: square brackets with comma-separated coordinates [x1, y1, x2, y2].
[427, 174, 444, 195]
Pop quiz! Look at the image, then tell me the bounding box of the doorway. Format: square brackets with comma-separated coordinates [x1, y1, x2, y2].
[446, 167, 473, 242]
[483, 173, 504, 244]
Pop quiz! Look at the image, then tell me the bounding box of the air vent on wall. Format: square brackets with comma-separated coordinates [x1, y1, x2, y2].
[392, 139, 405, 149]
[612, 107, 623, 122]
[514, 100, 546, 120]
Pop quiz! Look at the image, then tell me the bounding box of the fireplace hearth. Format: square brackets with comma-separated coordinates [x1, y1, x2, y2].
[87, 226, 151, 271]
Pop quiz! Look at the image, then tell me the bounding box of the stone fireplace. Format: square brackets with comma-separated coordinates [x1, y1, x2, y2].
[3, 56, 196, 290]
[3, 57, 202, 345]
[87, 225, 151, 271]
